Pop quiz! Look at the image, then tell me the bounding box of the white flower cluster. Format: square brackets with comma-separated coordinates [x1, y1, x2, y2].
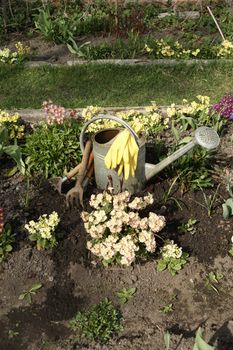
[82, 191, 166, 266]
[0, 48, 17, 64]
[25, 211, 60, 240]
[161, 240, 182, 259]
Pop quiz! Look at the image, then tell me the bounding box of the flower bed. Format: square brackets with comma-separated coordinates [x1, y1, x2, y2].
[0, 94, 233, 349]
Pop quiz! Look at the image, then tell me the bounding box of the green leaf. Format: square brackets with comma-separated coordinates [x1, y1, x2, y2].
[30, 282, 43, 292]
[26, 293, 32, 304]
[117, 287, 136, 304]
[5, 244, 13, 252]
[18, 292, 27, 300]
[67, 43, 78, 55]
[193, 327, 216, 350]
[5, 166, 18, 177]
[157, 259, 168, 272]
[229, 246, 233, 256]
[223, 203, 230, 219]
[0, 126, 9, 144]
[4, 145, 25, 174]
[171, 121, 180, 143]
[164, 331, 170, 350]
[223, 198, 233, 219]
[179, 136, 193, 144]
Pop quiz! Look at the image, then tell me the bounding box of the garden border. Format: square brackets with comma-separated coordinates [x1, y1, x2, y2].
[24, 59, 233, 67]
[12, 106, 169, 123]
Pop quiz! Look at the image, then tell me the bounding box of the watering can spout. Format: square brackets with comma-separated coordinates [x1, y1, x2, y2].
[145, 126, 220, 182]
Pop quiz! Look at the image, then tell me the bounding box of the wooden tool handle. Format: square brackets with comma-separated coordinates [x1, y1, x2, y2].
[87, 151, 94, 169]
[86, 163, 94, 179]
[66, 144, 93, 180]
[77, 140, 93, 185]
[66, 163, 82, 179]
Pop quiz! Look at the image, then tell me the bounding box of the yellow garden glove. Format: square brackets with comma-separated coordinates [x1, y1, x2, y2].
[104, 129, 139, 180]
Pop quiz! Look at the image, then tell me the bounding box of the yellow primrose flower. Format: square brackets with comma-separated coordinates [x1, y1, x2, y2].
[192, 48, 200, 57]
[144, 44, 153, 53]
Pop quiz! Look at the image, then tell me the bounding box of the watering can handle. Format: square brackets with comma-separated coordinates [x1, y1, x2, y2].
[79, 115, 140, 153]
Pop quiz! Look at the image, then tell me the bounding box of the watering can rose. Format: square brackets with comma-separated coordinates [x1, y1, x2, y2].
[81, 191, 166, 266]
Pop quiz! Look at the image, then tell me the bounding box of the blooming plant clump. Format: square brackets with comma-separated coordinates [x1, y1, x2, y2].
[43, 100, 66, 124]
[216, 40, 233, 58]
[81, 104, 169, 137]
[25, 211, 60, 250]
[42, 100, 79, 124]
[157, 240, 189, 275]
[0, 42, 30, 64]
[144, 39, 201, 59]
[167, 95, 223, 132]
[81, 190, 166, 266]
[0, 110, 25, 140]
[212, 94, 233, 119]
[117, 106, 169, 137]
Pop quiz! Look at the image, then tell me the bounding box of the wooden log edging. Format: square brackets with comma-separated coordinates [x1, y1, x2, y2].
[24, 59, 233, 68]
[11, 106, 170, 123]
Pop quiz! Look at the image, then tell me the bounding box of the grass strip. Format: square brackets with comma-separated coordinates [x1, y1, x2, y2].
[0, 61, 232, 109]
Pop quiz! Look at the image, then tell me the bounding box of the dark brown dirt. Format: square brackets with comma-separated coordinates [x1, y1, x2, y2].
[1, 122, 233, 350]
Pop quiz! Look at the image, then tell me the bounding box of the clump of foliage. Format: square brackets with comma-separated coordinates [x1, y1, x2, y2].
[34, 8, 76, 44]
[0, 208, 15, 263]
[0, 112, 27, 176]
[169, 143, 215, 192]
[24, 119, 82, 178]
[69, 298, 123, 342]
[25, 211, 60, 250]
[34, 2, 110, 45]
[205, 271, 224, 294]
[117, 287, 136, 304]
[157, 240, 189, 276]
[68, 34, 233, 61]
[167, 95, 224, 132]
[0, 125, 25, 174]
[82, 190, 165, 266]
[178, 218, 198, 234]
[19, 282, 43, 304]
[165, 95, 224, 191]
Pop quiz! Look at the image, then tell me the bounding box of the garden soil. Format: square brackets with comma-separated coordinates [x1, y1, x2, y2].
[1, 123, 233, 350]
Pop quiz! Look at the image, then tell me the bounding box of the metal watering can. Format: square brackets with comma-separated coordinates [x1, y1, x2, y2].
[80, 115, 220, 194]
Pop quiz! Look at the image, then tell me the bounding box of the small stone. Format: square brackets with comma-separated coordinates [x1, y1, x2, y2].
[158, 12, 175, 19]
[131, 275, 138, 283]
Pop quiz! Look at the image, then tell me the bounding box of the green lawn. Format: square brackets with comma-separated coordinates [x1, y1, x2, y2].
[0, 62, 232, 108]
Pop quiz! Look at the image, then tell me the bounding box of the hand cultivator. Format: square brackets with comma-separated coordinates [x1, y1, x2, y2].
[50, 140, 94, 208]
